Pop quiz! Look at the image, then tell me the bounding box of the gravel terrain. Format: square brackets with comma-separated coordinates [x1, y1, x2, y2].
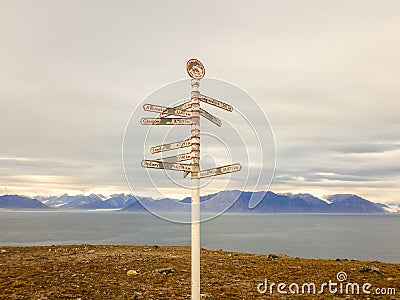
[0, 245, 399, 299]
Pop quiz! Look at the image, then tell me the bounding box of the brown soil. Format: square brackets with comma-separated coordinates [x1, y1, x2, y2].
[0, 245, 399, 299]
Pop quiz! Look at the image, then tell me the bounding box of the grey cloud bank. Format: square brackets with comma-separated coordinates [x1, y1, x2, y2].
[0, 1, 399, 203]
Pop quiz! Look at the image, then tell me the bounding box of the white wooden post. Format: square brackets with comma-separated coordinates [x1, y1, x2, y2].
[190, 78, 201, 300]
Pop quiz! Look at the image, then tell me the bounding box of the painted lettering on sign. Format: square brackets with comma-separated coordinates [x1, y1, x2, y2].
[150, 138, 192, 154]
[143, 104, 192, 117]
[199, 95, 233, 112]
[159, 100, 192, 118]
[198, 163, 242, 178]
[140, 118, 192, 125]
[141, 160, 194, 172]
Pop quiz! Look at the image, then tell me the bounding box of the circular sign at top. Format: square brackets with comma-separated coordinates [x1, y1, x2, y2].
[186, 59, 205, 80]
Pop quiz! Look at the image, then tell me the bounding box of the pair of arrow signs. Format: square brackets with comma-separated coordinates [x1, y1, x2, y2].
[140, 94, 232, 127]
[143, 135, 242, 179]
[143, 104, 191, 117]
[141, 102, 192, 126]
[142, 159, 242, 178]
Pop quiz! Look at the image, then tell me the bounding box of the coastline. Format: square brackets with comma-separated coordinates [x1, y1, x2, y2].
[1, 245, 399, 299]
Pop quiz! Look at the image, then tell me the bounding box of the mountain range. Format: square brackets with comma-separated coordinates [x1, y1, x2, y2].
[0, 191, 399, 213]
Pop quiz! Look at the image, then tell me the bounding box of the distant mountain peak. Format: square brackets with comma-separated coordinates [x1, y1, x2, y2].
[0, 195, 49, 209]
[325, 194, 356, 203]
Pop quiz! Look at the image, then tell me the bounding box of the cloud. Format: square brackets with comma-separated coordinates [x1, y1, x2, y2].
[0, 1, 399, 203]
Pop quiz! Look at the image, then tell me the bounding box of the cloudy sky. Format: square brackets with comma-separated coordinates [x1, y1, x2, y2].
[1, 1, 399, 203]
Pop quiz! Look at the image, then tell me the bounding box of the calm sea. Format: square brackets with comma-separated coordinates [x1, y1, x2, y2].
[0, 211, 399, 263]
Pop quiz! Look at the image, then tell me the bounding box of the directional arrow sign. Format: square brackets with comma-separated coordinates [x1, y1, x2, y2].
[200, 108, 222, 127]
[155, 152, 192, 163]
[159, 100, 192, 118]
[199, 94, 233, 112]
[143, 104, 192, 117]
[140, 118, 192, 125]
[141, 160, 194, 172]
[150, 138, 192, 154]
[198, 163, 242, 179]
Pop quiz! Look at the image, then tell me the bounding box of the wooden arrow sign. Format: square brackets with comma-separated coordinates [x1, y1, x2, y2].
[150, 138, 192, 154]
[199, 94, 233, 112]
[200, 108, 222, 127]
[159, 100, 192, 118]
[140, 118, 192, 125]
[141, 159, 194, 172]
[198, 163, 242, 178]
[143, 104, 192, 117]
[155, 152, 192, 163]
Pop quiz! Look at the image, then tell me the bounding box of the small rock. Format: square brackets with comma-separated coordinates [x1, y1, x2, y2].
[0, 249, 6, 253]
[154, 267, 174, 274]
[267, 254, 280, 260]
[127, 270, 138, 276]
[267, 254, 288, 260]
[87, 250, 95, 254]
[200, 293, 213, 300]
[359, 265, 382, 274]
[133, 291, 143, 299]
[386, 277, 394, 281]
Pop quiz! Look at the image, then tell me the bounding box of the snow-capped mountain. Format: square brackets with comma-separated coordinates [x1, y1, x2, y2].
[12, 191, 396, 213]
[123, 191, 389, 214]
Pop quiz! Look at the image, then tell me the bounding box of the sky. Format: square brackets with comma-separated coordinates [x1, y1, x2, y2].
[0, 1, 399, 203]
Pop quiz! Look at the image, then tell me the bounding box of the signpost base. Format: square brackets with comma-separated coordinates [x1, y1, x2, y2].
[191, 177, 200, 300]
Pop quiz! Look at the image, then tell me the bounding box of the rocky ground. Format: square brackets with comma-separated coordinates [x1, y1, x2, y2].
[0, 245, 399, 299]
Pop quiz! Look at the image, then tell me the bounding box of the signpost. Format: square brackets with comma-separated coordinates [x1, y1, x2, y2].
[140, 59, 241, 300]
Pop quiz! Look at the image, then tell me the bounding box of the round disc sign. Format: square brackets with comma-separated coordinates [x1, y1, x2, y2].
[186, 59, 205, 80]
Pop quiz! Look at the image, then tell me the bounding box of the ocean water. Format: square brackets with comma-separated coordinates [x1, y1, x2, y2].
[0, 211, 399, 263]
